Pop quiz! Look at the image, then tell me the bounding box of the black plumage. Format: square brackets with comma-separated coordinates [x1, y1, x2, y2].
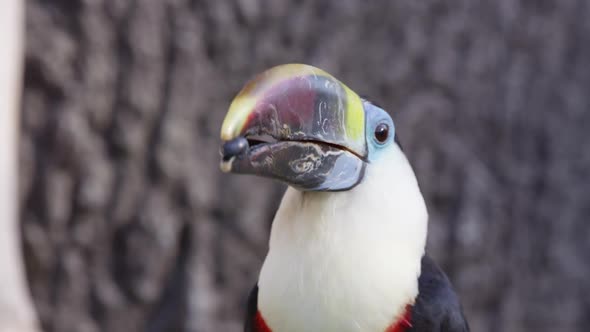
[244, 284, 261, 332]
[408, 256, 469, 332]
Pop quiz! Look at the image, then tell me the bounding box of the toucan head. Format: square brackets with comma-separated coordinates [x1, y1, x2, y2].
[220, 64, 400, 191]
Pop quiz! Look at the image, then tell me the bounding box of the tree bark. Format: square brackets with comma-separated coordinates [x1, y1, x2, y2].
[22, 1, 590, 332]
[0, 0, 40, 331]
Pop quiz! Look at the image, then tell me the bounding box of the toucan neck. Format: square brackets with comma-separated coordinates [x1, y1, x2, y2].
[258, 145, 428, 332]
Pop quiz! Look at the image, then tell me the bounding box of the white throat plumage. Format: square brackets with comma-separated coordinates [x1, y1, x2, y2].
[258, 144, 428, 332]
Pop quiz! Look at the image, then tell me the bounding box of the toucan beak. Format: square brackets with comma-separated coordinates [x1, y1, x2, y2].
[219, 64, 367, 191]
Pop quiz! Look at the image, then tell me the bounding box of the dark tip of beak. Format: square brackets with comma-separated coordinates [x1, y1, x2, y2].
[222, 137, 249, 161]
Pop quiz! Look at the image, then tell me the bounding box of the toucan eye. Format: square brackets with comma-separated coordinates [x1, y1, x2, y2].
[374, 123, 389, 143]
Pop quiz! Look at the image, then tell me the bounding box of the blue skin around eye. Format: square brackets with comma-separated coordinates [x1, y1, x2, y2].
[363, 101, 396, 163]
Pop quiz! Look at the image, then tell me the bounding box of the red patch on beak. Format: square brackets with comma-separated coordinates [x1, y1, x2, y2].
[243, 77, 316, 137]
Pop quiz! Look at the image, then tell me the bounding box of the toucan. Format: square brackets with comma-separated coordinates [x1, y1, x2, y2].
[219, 64, 469, 332]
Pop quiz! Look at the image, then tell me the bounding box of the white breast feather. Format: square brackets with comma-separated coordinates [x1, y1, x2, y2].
[258, 145, 428, 332]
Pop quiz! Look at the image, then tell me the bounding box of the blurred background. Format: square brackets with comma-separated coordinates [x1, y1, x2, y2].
[13, 0, 590, 331]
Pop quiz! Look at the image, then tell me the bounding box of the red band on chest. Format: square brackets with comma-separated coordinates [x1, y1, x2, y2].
[255, 310, 272, 332]
[255, 305, 412, 332]
[385, 304, 413, 332]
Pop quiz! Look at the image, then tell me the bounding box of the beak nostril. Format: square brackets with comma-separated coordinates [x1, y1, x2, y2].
[222, 137, 249, 160]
